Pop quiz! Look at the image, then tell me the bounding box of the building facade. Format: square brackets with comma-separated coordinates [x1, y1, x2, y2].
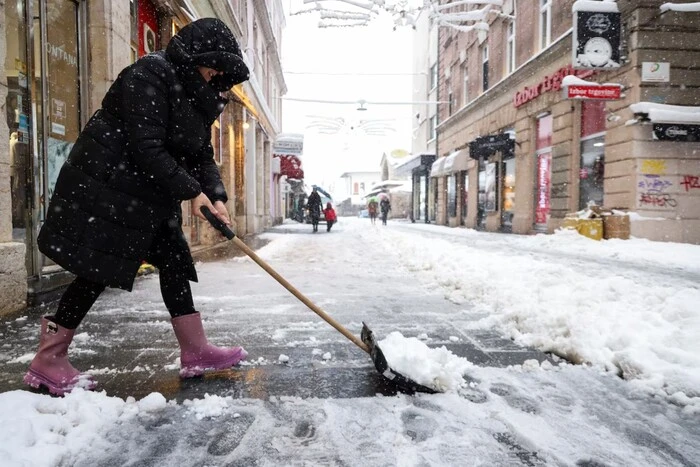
[431, 0, 700, 243]
[0, 0, 286, 315]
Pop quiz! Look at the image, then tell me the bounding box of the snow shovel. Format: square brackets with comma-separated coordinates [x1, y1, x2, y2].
[200, 207, 436, 394]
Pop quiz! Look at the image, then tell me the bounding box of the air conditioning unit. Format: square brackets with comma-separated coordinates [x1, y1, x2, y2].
[143, 23, 157, 54]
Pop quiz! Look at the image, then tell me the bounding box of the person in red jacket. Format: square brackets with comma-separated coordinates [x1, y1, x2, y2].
[324, 202, 337, 232]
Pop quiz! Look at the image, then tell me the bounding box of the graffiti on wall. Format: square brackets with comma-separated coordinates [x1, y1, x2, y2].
[680, 175, 700, 191]
[637, 159, 677, 209]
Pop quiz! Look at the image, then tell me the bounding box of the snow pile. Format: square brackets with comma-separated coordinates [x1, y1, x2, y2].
[184, 393, 231, 420]
[660, 2, 700, 13]
[379, 331, 473, 392]
[372, 225, 700, 408]
[0, 390, 169, 467]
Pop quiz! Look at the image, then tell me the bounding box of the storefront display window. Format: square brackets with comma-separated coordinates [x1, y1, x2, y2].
[477, 159, 486, 228]
[580, 101, 606, 209]
[460, 171, 468, 224]
[501, 158, 515, 229]
[485, 162, 498, 212]
[535, 114, 553, 229]
[5, 0, 30, 239]
[447, 174, 457, 217]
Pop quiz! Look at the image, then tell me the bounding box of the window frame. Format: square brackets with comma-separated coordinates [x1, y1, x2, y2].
[540, 0, 552, 50]
[481, 45, 489, 92]
[506, 21, 516, 74]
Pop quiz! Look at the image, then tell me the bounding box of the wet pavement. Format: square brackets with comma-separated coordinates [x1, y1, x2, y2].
[2, 218, 699, 466]
[0, 220, 551, 402]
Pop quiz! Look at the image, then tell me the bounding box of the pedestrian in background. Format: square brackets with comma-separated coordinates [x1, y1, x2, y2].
[368, 198, 379, 225]
[324, 202, 337, 232]
[380, 195, 391, 226]
[306, 187, 323, 232]
[24, 18, 250, 396]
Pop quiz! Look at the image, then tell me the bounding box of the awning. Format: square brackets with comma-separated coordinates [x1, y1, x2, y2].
[430, 157, 446, 177]
[442, 150, 470, 173]
[394, 154, 436, 178]
[469, 134, 515, 160]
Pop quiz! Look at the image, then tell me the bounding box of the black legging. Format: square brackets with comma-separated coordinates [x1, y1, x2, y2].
[54, 267, 196, 329]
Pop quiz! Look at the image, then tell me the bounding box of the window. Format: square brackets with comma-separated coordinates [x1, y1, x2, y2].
[447, 80, 454, 115]
[353, 182, 359, 195]
[506, 21, 515, 74]
[462, 63, 469, 106]
[429, 62, 438, 90]
[447, 175, 458, 217]
[482, 45, 489, 91]
[429, 114, 437, 140]
[211, 116, 223, 164]
[540, 0, 552, 49]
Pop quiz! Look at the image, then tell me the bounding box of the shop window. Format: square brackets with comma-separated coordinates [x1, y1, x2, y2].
[447, 174, 458, 217]
[540, 0, 552, 49]
[477, 159, 487, 228]
[211, 116, 223, 165]
[535, 114, 553, 228]
[580, 101, 606, 209]
[501, 158, 516, 229]
[460, 171, 468, 224]
[5, 0, 30, 237]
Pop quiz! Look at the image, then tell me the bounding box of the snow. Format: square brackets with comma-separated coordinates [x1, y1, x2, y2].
[630, 102, 700, 124]
[562, 74, 622, 88]
[573, 0, 619, 13]
[1, 218, 699, 464]
[660, 2, 700, 12]
[369, 222, 700, 410]
[379, 331, 473, 392]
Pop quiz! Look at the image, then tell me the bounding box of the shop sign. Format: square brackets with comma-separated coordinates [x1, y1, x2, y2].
[565, 84, 621, 100]
[535, 152, 552, 225]
[469, 133, 515, 159]
[514, 65, 595, 108]
[652, 123, 700, 142]
[573, 4, 621, 69]
[273, 134, 304, 156]
[642, 62, 670, 83]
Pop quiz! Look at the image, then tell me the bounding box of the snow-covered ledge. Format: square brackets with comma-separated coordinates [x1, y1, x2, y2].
[630, 102, 700, 124]
[660, 2, 700, 13]
[572, 0, 619, 13]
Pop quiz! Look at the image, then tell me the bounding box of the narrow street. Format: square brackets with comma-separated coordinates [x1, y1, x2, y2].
[1, 218, 698, 466]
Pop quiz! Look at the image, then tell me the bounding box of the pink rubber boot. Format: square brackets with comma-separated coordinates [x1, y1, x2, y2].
[23, 317, 97, 396]
[171, 312, 248, 378]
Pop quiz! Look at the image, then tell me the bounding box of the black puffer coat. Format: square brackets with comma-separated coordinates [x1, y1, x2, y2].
[38, 18, 249, 290]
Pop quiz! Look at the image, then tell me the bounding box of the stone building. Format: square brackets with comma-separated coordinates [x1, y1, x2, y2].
[0, 0, 286, 316]
[431, 0, 700, 242]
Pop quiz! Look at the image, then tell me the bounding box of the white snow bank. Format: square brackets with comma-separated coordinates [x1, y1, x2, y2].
[371, 225, 700, 408]
[379, 331, 473, 392]
[660, 2, 700, 12]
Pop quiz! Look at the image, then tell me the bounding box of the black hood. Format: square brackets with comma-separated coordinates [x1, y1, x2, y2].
[166, 18, 249, 92]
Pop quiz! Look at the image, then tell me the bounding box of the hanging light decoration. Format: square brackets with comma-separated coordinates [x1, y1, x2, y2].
[292, 0, 508, 31]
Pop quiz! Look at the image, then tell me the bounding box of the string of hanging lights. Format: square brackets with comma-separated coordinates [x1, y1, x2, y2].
[291, 0, 507, 31]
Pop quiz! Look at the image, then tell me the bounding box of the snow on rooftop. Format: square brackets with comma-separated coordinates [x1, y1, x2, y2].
[630, 102, 700, 124]
[573, 0, 619, 13]
[660, 2, 700, 12]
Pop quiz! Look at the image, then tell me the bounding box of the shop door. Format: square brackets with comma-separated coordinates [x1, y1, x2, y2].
[501, 158, 515, 232]
[34, 0, 85, 274]
[5, 0, 31, 246]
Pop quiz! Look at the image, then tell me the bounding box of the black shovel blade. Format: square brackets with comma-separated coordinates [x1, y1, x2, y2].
[361, 322, 437, 394]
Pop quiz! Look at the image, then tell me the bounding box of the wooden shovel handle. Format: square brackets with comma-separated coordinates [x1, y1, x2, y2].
[200, 207, 370, 353]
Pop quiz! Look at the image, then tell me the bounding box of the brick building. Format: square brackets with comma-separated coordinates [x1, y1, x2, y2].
[429, 0, 700, 242]
[0, 0, 286, 315]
